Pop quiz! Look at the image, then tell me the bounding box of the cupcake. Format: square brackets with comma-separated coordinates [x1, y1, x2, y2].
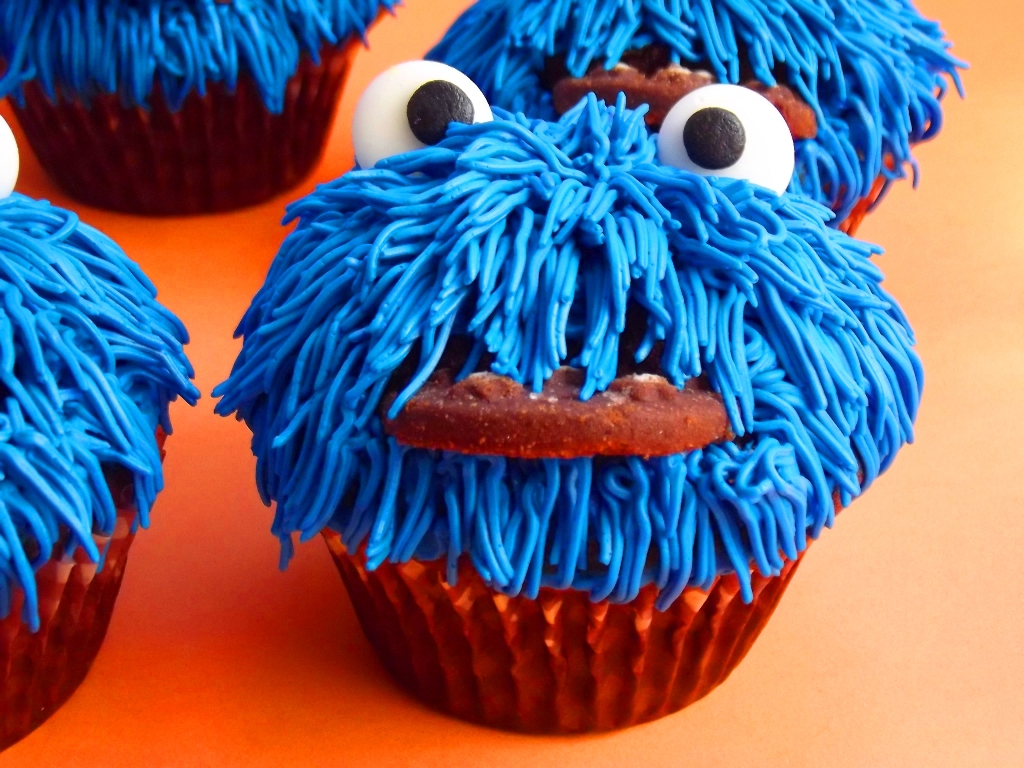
[0, 0, 398, 216]
[428, 0, 964, 234]
[0, 118, 199, 749]
[214, 63, 922, 732]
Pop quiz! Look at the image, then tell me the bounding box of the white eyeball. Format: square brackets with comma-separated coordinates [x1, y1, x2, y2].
[658, 84, 794, 195]
[0, 116, 19, 199]
[352, 61, 493, 169]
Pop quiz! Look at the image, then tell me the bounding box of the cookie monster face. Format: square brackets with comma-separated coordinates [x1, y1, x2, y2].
[428, 0, 964, 228]
[215, 64, 921, 609]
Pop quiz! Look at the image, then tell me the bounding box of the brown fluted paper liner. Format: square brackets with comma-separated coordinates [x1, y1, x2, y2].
[0, 508, 136, 750]
[839, 154, 898, 237]
[325, 533, 804, 733]
[9, 40, 359, 215]
[0, 432, 165, 750]
[839, 174, 888, 237]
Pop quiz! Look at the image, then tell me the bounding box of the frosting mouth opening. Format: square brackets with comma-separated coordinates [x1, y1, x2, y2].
[381, 314, 732, 459]
[544, 44, 818, 139]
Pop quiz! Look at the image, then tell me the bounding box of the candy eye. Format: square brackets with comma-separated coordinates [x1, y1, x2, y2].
[353, 61, 493, 169]
[0, 116, 18, 199]
[658, 84, 794, 195]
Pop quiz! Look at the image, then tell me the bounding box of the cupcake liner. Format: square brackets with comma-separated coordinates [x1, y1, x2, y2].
[839, 174, 889, 236]
[839, 154, 898, 236]
[9, 39, 360, 216]
[0, 432, 165, 750]
[325, 533, 804, 733]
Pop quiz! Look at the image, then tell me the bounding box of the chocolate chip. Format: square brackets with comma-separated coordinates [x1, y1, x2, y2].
[619, 44, 673, 76]
[450, 374, 522, 402]
[683, 107, 746, 170]
[407, 80, 475, 146]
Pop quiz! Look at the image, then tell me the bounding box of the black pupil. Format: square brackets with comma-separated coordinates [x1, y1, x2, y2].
[407, 80, 475, 146]
[682, 107, 746, 170]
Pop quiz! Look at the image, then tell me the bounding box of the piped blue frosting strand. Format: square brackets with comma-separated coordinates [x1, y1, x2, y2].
[428, 0, 964, 223]
[0, 0, 398, 112]
[215, 97, 921, 608]
[0, 193, 199, 630]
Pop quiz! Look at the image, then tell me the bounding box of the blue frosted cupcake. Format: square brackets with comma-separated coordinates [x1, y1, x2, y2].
[216, 63, 922, 732]
[0, 120, 199, 749]
[429, 0, 963, 233]
[0, 0, 397, 215]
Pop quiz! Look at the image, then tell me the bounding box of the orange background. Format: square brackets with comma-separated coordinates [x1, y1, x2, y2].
[2, 0, 1022, 764]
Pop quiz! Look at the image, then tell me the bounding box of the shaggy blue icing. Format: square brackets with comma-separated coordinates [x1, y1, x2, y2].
[428, 0, 964, 223]
[214, 97, 921, 607]
[0, 0, 398, 112]
[0, 193, 199, 630]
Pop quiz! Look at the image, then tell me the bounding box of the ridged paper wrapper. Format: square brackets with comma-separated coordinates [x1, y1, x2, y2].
[839, 155, 898, 236]
[9, 40, 360, 216]
[325, 532, 804, 733]
[839, 175, 889, 236]
[0, 434, 165, 750]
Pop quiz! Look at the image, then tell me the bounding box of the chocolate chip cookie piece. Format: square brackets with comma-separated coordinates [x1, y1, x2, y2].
[383, 367, 732, 459]
[548, 45, 817, 138]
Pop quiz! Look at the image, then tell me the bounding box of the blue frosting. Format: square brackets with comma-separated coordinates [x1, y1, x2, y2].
[0, 0, 398, 112]
[0, 193, 199, 630]
[428, 0, 964, 223]
[214, 97, 921, 608]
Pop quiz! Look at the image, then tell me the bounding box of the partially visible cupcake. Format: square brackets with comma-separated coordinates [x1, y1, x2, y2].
[215, 64, 923, 732]
[0, 118, 199, 749]
[428, 0, 964, 234]
[0, 0, 398, 215]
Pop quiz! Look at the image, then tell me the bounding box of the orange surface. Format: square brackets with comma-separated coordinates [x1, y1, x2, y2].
[1, 0, 1022, 764]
